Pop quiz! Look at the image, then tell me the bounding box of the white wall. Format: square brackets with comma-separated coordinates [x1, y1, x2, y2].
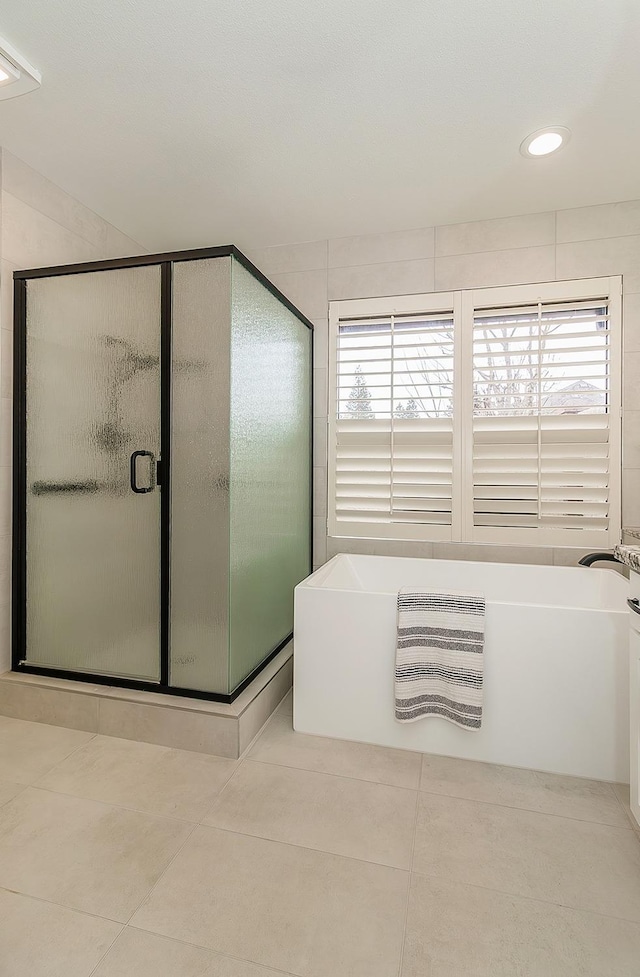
[246, 203, 640, 570]
[0, 148, 146, 672]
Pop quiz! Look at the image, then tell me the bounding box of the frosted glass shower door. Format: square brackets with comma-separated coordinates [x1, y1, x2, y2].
[229, 261, 312, 691]
[24, 266, 162, 680]
[169, 257, 231, 693]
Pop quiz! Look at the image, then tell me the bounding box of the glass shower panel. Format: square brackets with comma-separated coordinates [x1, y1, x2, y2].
[170, 258, 232, 693]
[25, 266, 162, 680]
[229, 260, 312, 691]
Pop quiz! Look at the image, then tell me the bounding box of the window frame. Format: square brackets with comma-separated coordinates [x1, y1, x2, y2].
[327, 276, 622, 548]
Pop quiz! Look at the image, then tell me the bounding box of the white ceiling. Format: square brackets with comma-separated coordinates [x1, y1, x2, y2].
[0, 0, 639, 252]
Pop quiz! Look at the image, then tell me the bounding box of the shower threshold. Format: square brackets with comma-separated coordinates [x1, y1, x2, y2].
[0, 642, 292, 759]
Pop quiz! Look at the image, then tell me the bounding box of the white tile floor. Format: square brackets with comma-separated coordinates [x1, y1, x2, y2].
[0, 693, 639, 976]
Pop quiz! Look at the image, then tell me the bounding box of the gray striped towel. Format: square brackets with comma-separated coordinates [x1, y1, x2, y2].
[395, 589, 485, 729]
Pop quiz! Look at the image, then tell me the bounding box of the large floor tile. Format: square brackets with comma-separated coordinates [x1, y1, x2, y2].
[0, 716, 94, 784]
[249, 712, 421, 788]
[94, 928, 291, 977]
[204, 759, 416, 868]
[402, 874, 640, 977]
[413, 792, 640, 921]
[420, 753, 629, 826]
[0, 787, 192, 921]
[38, 735, 237, 821]
[132, 824, 408, 977]
[0, 886, 121, 977]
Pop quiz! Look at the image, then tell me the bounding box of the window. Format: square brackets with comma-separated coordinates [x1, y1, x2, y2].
[327, 278, 622, 547]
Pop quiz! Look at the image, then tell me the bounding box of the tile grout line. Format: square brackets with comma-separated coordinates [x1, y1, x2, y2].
[124, 921, 303, 977]
[24, 730, 242, 823]
[325, 237, 329, 291]
[195, 746, 254, 825]
[611, 782, 632, 826]
[244, 747, 421, 790]
[3, 161, 146, 251]
[15, 729, 99, 789]
[408, 867, 640, 928]
[86, 920, 126, 977]
[330, 255, 435, 273]
[611, 782, 640, 835]
[396, 782, 421, 977]
[267, 265, 328, 276]
[0, 783, 27, 809]
[236, 688, 295, 758]
[22, 782, 210, 827]
[261, 226, 640, 277]
[2, 190, 108, 255]
[0, 883, 126, 925]
[235, 754, 419, 796]
[121, 818, 200, 927]
[197, 701, 321, 824]
[415, 781, 636, 829]
[189, 813, 413, 873]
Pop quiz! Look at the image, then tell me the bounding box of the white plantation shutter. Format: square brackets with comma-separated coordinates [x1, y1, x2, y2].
[469, 285, 621, 546]
[472, 414, 612, 532]
[334, 416, 454, 531]
[328, 297, 458, 540]
[328, 278, 621, 547]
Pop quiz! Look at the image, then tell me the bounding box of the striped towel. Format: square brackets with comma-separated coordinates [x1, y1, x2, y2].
[395, 589, 485, 729]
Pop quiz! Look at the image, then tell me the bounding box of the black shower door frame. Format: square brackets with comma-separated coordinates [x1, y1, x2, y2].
[12, 246, 314, 703]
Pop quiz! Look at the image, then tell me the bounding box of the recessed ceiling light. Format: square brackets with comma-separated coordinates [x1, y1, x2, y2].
[0, 34, 40, 100]
[520, 126, 571, 158]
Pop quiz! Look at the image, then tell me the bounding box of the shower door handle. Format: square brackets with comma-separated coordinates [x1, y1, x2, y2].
[129, 450, 156, 494]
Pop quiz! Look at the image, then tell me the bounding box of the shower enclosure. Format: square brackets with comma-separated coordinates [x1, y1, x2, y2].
[12, 247, 312, 701]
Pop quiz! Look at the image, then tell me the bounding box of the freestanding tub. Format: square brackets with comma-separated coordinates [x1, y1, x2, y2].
[294, 554, 629, 781]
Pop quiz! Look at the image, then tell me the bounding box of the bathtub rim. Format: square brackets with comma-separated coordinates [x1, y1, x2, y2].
[299, 552, 629, 614]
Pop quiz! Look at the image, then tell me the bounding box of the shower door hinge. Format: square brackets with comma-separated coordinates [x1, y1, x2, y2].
[156, 458, 163, 486]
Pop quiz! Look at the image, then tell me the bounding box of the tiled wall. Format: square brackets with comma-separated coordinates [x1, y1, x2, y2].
[0, 148, 146, 673]
[246, 202, 640, 570]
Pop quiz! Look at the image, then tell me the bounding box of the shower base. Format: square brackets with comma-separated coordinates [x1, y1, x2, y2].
[0, 643, 292, 759]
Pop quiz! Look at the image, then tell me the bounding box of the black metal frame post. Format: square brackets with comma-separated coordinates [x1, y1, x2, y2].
[12, 246, 314, 703]
[11, 278, 27, 674]
[159, 261, 172, 688]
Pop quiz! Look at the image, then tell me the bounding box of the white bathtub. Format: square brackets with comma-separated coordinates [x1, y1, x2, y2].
[294, 554, 630, 781]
